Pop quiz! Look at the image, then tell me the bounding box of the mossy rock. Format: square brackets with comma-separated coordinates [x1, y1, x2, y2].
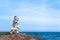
[0, 32, 10, 37]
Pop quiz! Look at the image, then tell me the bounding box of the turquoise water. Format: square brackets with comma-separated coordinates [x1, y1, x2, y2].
[0, 32, 60, 40]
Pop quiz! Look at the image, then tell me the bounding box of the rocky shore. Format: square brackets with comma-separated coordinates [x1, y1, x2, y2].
[0, 33, 43, 40]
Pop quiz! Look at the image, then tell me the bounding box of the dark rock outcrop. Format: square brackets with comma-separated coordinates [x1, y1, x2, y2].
[0, 34, 43, 40]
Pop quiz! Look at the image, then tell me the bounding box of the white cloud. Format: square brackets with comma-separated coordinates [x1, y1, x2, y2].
[20, 17, 60, 22]
[21, 26, 60, 32]
[0, 16, 60, 22]
[0, 16, 13, 20]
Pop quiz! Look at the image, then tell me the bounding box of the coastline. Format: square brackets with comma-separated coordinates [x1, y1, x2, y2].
[0, 33, 43, 40]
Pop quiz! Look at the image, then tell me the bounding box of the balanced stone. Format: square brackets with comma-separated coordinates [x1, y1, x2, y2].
[10, 16, 19, 34]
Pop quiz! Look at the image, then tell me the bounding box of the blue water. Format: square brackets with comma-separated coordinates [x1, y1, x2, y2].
[0, 32, 60, 40]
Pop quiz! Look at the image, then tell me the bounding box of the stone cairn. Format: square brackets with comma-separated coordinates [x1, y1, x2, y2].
[10, 16, 19, 34]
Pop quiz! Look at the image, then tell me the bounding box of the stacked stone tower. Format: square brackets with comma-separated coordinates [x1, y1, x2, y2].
[10, 16, 19, 34]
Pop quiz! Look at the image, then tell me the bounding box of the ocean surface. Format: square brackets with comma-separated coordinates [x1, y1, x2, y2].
[0, 32, 60, 40]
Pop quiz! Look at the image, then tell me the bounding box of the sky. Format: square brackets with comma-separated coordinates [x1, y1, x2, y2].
[0, 0, 60, 32]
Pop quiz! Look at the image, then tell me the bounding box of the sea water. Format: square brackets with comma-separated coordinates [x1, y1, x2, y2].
[0, 32, 60, 40]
